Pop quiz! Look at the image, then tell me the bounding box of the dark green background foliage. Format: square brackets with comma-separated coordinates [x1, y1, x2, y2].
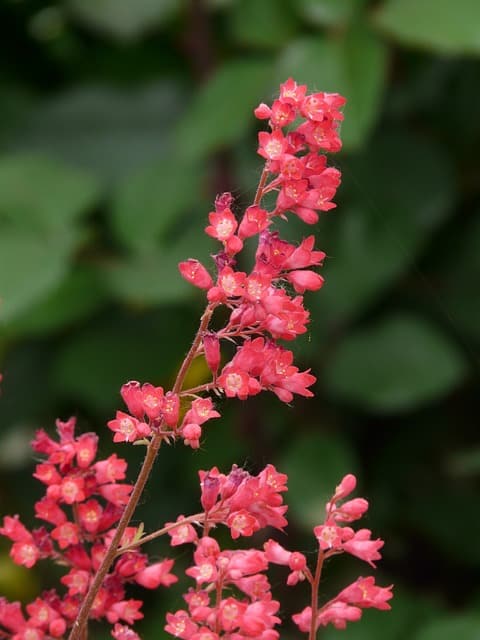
[1, 1, 479, 638]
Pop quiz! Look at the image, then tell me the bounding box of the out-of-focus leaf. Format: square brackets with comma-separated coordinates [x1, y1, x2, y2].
[374, 0, 480, 55]
[6, 268, 106, 337]
[280, 432, 357, 530]
[0, 425, 34, 470]
[0, 341, 57, 424]
[0, 228, 80, 324]
[0, 90, 33, 145]
[111, 157, 204, 252]
[435, 213, 480, 341]
[68, 0, 178, 42]
[407, 484, 480, 566]
[229, 0, 298, 49]
[276, 25, 387, 149]
[327, 314, 467, 412]
[295, 0, 363, 27]
[176, 59, 272, 161]
[315, 131, 455, 329]
[413, 615, 480, 640]
[447, 447, 480, 477]
[7, 84, 183, 183]
[102, 226, 214, 305]
[323, 590, 441, 640]
[0, 154, 100, 231]
[52, 311, 195, 412]
[0, 553, 39, 601]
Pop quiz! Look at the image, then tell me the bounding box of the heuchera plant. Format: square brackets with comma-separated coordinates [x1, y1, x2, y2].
[0, 79, 393, 640]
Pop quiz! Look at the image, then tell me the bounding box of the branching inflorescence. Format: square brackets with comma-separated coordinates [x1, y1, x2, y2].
[0, 79, 393, 640]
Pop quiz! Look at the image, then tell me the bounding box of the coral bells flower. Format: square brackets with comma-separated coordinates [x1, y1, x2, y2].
[335, 576, 393, 611]
[179, 259, 213, 290]
[0, 80, 394, 640]
[0, 416, 178, 639]
[107, 411, 150, 443]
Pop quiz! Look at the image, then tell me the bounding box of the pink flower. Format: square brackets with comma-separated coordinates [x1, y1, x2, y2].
[111, 623, 141, 640]
[205, 208, 238, 242]
[10, 540, 40, 568]
[94, 454, 127, 484]
[107, 411, 150, 444]
[258, 130, 288, 161]
[202, 333, 221, 376]
[99, 483, 133, 507]
[165, 610, 198, 639]
[227, 510, 260, 539]
[342, 529, 384, 567]
[51, 522, 80, 549]
[75, 433, 98, 468]
[179, 259, 213, 290]
[166, 516, 198, 546]
[106, 600, 143, 625]
[286, 269, 324, 293]
[140, 383, 164, 420]
[317, 601, 362, 629]
[335, 576, 393, 610]
[238, 206, 270, 240]
[135, 559, 178, 588]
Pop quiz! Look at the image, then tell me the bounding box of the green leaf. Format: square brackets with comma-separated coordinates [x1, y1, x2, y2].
[111, 156, 204, 252]
[0, 154, 100, 232]
[7, 84, 183, 183]
[448, 447, 480, 478]
[102, 226, 214, 305]
[326, 314, 467, 412]
[276, 25, 387, 149]
[323, 591, 441, 640]
[413, 615, 480, 640]
[67, 0, 178, 42]
[6, 268, 106, 337]
[434, 213, 480, 341]
[0, 228, 80, 324]
[295, 0, 363, 27]
[176, 59, 272, 161]
[315, 131, 455, 328]
[405, 483, 480, 566]
[229, 0, 298, 49]
[374, 0, 480, 55]
[280, 432, 357, 530]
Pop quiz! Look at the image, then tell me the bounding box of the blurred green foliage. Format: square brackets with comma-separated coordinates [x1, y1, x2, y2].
[0, 0, 479, 638]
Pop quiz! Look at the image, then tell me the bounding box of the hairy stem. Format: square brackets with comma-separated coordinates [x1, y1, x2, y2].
[309, 550, 325, 640]
[68, 305, 214, 640]
[254, 166, 269, 206]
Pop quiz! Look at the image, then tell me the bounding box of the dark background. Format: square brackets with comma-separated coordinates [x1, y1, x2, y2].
[0, 1, 479, 638]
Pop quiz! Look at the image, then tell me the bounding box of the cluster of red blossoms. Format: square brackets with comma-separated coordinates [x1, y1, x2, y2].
[0, 79, 393, 640]
[0, 417, 177, 639]
[166, 471, 392, 640]
[178, 79, 346, 407]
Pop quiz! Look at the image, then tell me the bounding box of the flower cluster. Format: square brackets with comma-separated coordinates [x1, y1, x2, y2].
[0, 79, 393, 640]
[0, 418, 177, 639]
[162, 470, 391, 640]
[266, 474, 393, 633]
[176, 78, 345, 410]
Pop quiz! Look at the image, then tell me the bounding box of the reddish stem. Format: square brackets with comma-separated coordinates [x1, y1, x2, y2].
[69, 157, 269, 639]
[309, 549, 325, 640]
[68, 305, 215, 640]
[254, 166, 269, 206]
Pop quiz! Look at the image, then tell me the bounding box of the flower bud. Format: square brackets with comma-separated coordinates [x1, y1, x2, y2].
[178, 259, 213, 290]
[203, 332, 221, 376]
[200, 473, 220, 512]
